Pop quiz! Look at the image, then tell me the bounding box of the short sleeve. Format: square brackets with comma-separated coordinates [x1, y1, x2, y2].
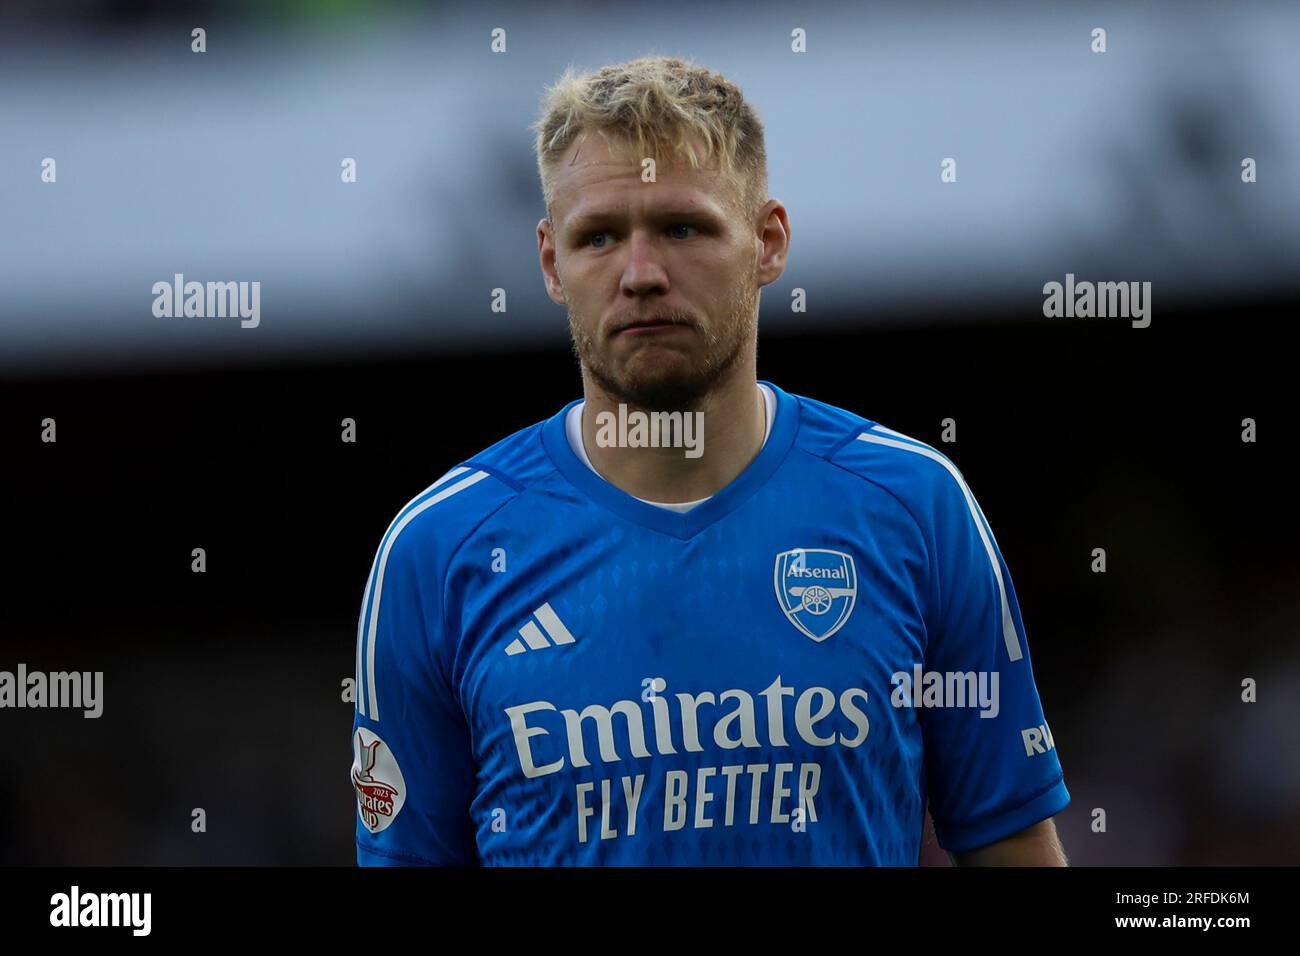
[352, 514, 477, 865]
[919, 462, 1070, 853]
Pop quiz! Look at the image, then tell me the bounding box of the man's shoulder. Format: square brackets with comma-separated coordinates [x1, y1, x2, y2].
[375, 409, 565, 559]
[785, 388, 966, 517]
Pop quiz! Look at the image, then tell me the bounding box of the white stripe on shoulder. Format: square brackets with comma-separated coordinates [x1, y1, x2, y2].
[855, 431, 1023, 662]
[356, 466, 472, 717]
[358, 466, 488, 720]
[869, 423, 926, 443]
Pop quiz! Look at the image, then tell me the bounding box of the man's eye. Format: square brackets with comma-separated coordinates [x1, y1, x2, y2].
[669, 224, 699, 240]
[586, 232, 611, 248]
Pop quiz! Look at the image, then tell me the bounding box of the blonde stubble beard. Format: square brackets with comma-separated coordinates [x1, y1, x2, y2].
[566, 264, 760, 413]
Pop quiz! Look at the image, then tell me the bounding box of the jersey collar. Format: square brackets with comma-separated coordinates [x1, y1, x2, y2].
[541, 379, 800, 540]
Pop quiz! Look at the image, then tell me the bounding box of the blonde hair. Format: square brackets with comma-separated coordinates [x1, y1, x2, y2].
[531, 55, 768, 220]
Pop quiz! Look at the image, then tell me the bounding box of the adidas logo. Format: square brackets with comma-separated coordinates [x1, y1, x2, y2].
[504, 602, 577, 656]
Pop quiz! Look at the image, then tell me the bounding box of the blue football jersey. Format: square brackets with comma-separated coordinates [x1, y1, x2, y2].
[351, 381, 1069, 865]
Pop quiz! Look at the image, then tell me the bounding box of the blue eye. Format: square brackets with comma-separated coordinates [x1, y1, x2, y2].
[587, 232, 611, 248]
[670, 224, 699, 239]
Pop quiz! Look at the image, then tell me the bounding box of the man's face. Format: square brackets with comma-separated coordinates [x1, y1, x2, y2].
[539, 133, 766, 411]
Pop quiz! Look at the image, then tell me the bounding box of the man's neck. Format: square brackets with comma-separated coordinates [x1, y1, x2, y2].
[580, 367, 766, 504]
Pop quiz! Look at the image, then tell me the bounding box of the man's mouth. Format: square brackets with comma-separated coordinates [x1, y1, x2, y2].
[614, 317, 693, 336]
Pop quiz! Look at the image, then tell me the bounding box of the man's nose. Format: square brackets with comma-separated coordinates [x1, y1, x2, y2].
[619, 230, 670, 296]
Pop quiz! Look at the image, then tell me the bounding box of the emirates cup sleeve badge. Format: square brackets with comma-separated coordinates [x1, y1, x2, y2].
[352, 728, 406, 833]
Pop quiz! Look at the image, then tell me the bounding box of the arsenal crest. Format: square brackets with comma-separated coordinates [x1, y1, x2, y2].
[773, 548, 858, 642]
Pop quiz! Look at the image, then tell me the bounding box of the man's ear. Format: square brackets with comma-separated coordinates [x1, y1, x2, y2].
[754, 199, 790, 289]
[537, 216, 568, 305]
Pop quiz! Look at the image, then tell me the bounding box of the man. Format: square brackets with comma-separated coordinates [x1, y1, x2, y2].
[351, 56, 1069, 866]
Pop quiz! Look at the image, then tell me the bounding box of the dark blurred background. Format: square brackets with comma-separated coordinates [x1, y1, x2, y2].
[1, 0, 1297, 865]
